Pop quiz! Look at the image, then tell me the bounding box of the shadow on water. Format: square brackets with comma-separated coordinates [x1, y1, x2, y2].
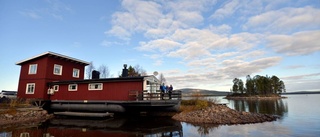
[228, 99, 288, 118]
[1, 116, 183, 137]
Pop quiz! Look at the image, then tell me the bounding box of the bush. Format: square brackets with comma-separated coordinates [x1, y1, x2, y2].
[180, 99, 213, 112]
[195, 100, 208, 109]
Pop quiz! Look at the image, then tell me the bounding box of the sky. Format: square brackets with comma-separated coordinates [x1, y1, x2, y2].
[0, 0, 319, 92]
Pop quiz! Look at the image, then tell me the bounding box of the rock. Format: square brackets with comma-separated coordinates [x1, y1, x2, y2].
[172, 104, 278, 125]
[4, 114, 13, 118]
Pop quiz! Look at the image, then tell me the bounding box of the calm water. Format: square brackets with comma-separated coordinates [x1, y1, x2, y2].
[1, 94, 319, 137]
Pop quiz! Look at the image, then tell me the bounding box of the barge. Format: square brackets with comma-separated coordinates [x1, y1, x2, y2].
[15, 51, 181, 115]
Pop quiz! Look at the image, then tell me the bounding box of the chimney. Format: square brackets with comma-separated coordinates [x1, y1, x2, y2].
[92, 70, 100, 79]
[121, 64, 128, 77]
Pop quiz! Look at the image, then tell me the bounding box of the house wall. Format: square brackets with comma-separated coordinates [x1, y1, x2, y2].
[17, 55, 86, 99]
[50, 81, 143, 101]
[17, 57, 48, 99]
[45, 57, 85, 81]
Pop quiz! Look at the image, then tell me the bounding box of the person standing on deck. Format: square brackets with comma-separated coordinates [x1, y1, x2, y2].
[160, 83, 165, 100]
[165, 85, 169, 93]
[168, 85, 173, 99]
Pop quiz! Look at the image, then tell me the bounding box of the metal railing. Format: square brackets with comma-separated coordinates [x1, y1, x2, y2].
[129, 90, 182, 101]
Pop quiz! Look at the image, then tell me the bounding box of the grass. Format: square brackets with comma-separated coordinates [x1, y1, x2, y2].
[0, 98, 31, 109]
[179, 93, 219, 112]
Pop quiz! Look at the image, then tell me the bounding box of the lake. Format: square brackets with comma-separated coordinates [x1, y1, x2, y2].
[1, 94, 319, 137]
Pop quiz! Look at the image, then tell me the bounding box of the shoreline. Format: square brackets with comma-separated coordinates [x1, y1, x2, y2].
[224, 96, 287, 100]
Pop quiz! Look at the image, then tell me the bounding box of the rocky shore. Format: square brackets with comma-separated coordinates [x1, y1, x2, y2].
[0, 107, 53, 128]
[172, 104, 278, 124]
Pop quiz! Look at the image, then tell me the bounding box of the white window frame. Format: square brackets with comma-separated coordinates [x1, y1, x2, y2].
[28, 64, 37, 74]
[68, 84, 77, 91]
[53, 64, 63, 75]
[26, 83, 35, 94]
[88, 83, 103, 90]
[73, 68, 80, 78]
[53, 85, 59, 92]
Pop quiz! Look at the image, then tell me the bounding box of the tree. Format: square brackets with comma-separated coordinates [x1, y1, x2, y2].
[246, 75, 255, 95]
[279, 80, 286, 93]
[128, 65, 137, 77]
[158, 73, 166, 85]
[134, 64, 147, 76]
[232, 78, 240, 93]
[98, 64, 110, 78]
[85, 61, 95, 79]
[270, 76, 280, 94]
[238, 79, 245, 94]
[125, 64, 147, 77]
[231, 74, 286, 96]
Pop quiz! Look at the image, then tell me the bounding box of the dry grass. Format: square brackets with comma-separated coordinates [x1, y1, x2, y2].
[179, 93, 218, 112]
[0, 98, 31, 109]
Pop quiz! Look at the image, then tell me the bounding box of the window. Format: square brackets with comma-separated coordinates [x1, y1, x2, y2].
[73, 68, 80, 78]
[53, 64, 62, 75]
[53, 85, 59, 91]
[26, 83, 35, 94]
[88, 83, 103, 90]
[68, 84, 77, 91]
[28, 64, 37, 74]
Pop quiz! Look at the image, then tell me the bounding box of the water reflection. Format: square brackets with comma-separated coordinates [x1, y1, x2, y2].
[2, 116, 183, 137]
[228, 99, 288, 117]
[184, 123, 220, 136]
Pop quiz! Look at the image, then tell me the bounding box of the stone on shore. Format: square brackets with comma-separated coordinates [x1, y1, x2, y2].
[172, 104, 278, 125]
[0, 107, 53, 128]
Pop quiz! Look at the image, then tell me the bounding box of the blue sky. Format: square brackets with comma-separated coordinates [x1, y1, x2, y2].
[1, 0, 319, 92]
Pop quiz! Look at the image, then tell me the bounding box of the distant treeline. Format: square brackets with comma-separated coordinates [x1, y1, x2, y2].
[231, 75, 286, 96]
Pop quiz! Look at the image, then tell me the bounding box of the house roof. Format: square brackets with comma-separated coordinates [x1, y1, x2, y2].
[16, 51, 90, 65]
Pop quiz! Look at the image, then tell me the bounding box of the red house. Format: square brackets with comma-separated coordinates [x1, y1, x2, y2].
[16, 52, 89, 100]
[16, 51, 181, 114]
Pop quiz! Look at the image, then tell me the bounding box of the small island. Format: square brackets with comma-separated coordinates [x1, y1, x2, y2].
[173, 75, 286, 125]
[225, 75, 286, 99]
[172, 98, 278, 125]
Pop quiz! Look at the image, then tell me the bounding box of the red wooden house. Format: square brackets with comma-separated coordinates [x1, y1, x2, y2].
[16, 51, 181, 114]
[16, 52, 89, 100]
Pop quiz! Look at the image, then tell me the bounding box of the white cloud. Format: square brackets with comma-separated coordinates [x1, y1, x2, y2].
[284, 65, 305, 69]
[105, 0, 320, 91]
[208, 24, 232, 35]
[137, 39, 182, 52]
[244, 6, 320, 33]
[107, 0, 163, 38]
[19, 0, 72, 20]
[20, 10, 41, 19]
[266, 30, 320, 56]
[106, 25, 131, 40]
[210, 0, 240, 20]
[283, 73, 320, 91]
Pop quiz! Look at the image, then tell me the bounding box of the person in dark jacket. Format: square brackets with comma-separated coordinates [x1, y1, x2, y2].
[168, 85, 173, 99]
[160, 83, 165, 100]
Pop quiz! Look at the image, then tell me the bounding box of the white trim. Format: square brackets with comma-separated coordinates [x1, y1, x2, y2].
[26, 83, 35, 94]
[28, 64, 37, 74]
[88, 83, 103, 90]
[68, 84, 77, 91]
[53, 64, 63, 75]
[73, 68, 80, 78]
[16, 51, 90, 65]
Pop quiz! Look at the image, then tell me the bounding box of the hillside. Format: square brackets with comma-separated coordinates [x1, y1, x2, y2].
[178, 88, 230, 96]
